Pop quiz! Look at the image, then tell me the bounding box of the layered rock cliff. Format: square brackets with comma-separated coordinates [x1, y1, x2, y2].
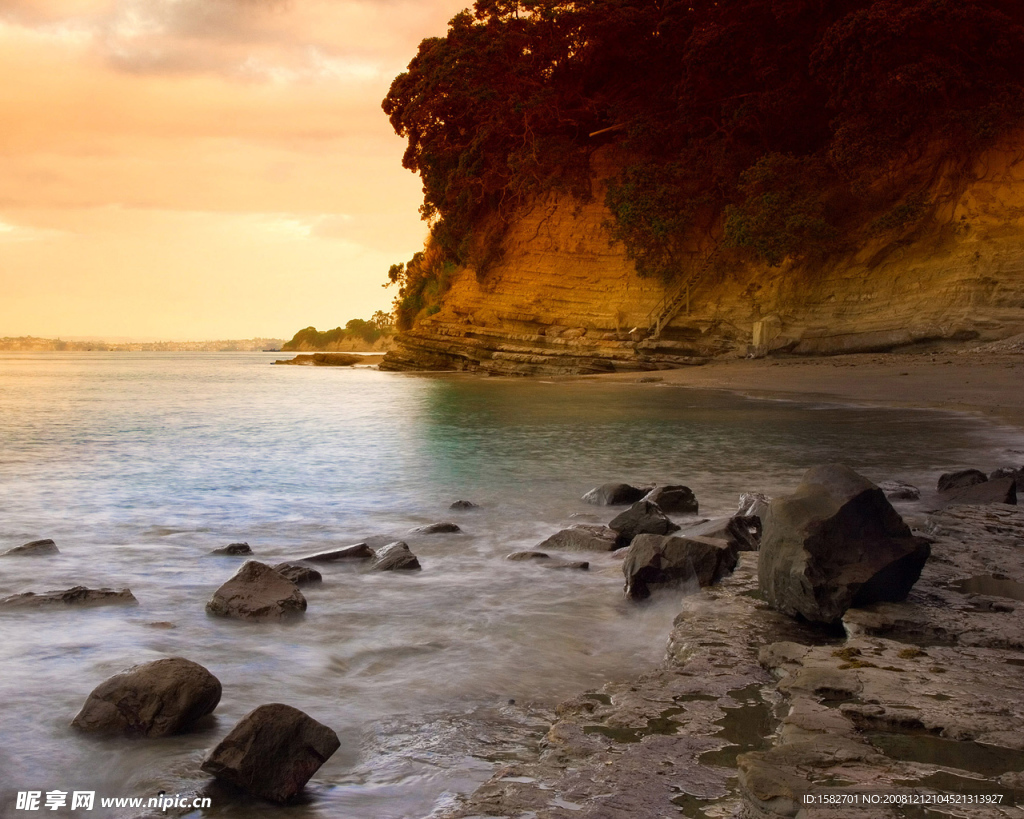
[382, 137, 1024, 375]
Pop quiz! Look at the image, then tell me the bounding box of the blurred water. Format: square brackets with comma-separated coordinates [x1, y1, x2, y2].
[0, 352, 1021, 818]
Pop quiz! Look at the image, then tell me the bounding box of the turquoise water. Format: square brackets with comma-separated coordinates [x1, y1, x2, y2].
[0, 352, 1021, 818]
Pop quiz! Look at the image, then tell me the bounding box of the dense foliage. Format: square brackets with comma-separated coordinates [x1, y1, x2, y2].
[281, 313, 393, 351]
[384, 0, 1024, 297]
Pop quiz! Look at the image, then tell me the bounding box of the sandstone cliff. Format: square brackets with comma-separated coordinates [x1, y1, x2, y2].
[383, 136, 1024, 375]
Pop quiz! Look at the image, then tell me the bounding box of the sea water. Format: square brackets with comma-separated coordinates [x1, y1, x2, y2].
[0, 352, 1021, 818]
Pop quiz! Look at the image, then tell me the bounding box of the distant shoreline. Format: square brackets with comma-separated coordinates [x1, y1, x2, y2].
[0, 337, 284, 352]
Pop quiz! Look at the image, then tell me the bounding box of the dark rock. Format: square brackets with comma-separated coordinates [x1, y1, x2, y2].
[72, 657, 221, 738]
[273, 353, 362, 367]
[737, 493, 770, 519]
[205, 561, 306, 620]
[759, 464, 931, 624]
[450, 500, 478, 510]
[937, 469, 988, 491]
[990, 466, 1024, 482]
[581, 483, 649, 506]
[622, 534, 738, 599]
[2, 538, 60, 557]
[609, 501, 680, 548]
[209, 542, 252, 556]
[272, 563, 322, 586]
[0, 586, 137, 609]
[201, 703, 340, 803]
[683, 515, 761, 552]
[506, 551, 589, 570]
[939, 476, 1017, 507]
[410, 522, 461, 534]
[641, 485, 699, 514]
[300, 543, 374, 562]
[879, 480, 921, 501]
[536, 524, 619, 552]
[369, 541, 421, 571]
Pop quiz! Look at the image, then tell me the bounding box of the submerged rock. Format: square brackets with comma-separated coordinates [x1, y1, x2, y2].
[506, 551, 589, 570]
[536, 524, 618, 552]
[369, 541, 421, 571]
[622, 534, 738, 599]
[300, 543, 374, 562]
[990, 465, 1024, 484]
[450, 499, 478, 510]
[737, 492, 771, 519]
[937, 469, 988, 491]
[938, 476, 1016, 507]
[609, 500, 679, 548]
[684, 515, 761, 552]
[209, 542, 252, 556]
[581, 483, 649, 506]
[410, 522, 461, 534]
[205, 561, 306, 620]
[72, 657, 221, 738]
[879, 479, 921, 501]
[759, 464, 931, 624]
[201, 703, 340, 803]
[273, 563, 323, 586]
[642, 485, 699, 515]
[2, 538, 60, 557]
[0, 586, 137, 609]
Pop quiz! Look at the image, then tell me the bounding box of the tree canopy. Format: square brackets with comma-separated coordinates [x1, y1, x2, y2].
[384, 0, 1024, 294]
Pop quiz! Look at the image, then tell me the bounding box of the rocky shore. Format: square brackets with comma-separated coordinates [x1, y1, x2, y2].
[440, 474, 1024, 819]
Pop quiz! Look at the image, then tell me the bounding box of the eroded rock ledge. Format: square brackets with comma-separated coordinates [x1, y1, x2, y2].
[441, 503, 1024, 818]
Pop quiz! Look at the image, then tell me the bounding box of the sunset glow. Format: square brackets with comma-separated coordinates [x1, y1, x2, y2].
[0, 0, 465, 339]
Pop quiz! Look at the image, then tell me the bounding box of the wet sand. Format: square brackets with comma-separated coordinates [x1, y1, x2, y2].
[589, 350, 1024, 428]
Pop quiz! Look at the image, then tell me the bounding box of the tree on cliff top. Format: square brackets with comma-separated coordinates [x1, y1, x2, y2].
[384, 0, 1024, 289]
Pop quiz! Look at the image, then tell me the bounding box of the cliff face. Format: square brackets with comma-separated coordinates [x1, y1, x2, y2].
[382, 138, 1024, 375]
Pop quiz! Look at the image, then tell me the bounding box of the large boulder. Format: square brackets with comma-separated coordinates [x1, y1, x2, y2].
[938, 476, 1017, 507]
[535, 524, 618, 552]
[369, 541, 421, 571]
[3, 539, 60, 557]
[622, 534, 738, 600]
[72, 657, 221, 738]
[642, 485, 698, 515]
[273, 563, 322, 586]
[300, 543, 374, 563]
[0, 586, 137, 609]
[201, 703, 340, 803]
[581, 483, 649, 506]
[205, 561, 306, 620]
[937, 469, 987, 492]
[759, 464, 931, 624]
[609, 501, 680, 548]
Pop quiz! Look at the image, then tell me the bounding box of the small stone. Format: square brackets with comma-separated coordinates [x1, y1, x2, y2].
[2, 539, 59, 557]
[201, 703, 340, 803]
[369, 541, 421, 571]
[506, 551, 589, 570]
[609, 500, 679, 548]
[300, 543, 374, 562]
[205, 561, 306, 620]
[273, 563, 323, 586]
[209, 542, 252, 556]
[450, 500, 478, 510]
[879, 480, 921, 501]
[72, 657, 221, 738]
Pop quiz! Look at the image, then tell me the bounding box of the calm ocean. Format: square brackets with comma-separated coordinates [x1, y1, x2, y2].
[1, 352, 1020, 817]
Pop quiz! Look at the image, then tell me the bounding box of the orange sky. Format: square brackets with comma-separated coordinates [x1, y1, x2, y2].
[0, 0, 465, 340]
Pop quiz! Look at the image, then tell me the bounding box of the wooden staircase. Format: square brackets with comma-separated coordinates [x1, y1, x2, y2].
[643, 247, 720, 340]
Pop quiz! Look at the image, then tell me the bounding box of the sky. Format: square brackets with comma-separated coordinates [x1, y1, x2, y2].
[0, 0, 467, 340]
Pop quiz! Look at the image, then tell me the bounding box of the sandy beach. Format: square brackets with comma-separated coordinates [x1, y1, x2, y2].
[589, 347, 1024, 428]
